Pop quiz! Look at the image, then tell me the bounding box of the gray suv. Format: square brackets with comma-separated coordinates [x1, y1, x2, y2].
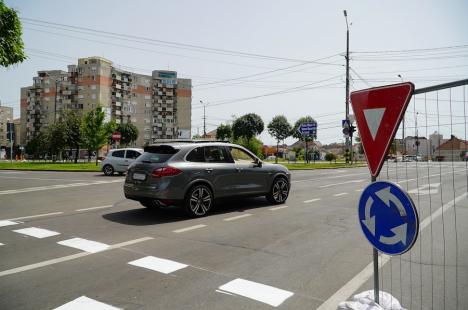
[124, 141, 291, 217]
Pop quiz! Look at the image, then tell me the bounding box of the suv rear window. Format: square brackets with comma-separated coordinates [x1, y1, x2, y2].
[138, 145, 179, 163]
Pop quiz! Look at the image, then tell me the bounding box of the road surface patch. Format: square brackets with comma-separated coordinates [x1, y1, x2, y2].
[303, 198, 321, 203]
[8, 212, 64, 221]
[53, 296, 121, 310]
[223, 214, 252, 221]
[13, 227, 60, 239]
[173, 224, 207, 233]
[333, 193, 348, 197]
[75, 205, 113, 212]
[128, 256, 188, 274]
[218, 278, 294, 307]
[269, 205, 289, 211]
[57, 238, 109, 253]
[319, 179, 365, 188]
[0, 220, 18, 227]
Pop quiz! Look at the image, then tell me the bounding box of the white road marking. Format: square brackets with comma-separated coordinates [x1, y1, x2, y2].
[269, 205, 289, 211]
[0, 236, 153, 277]
[223, 214, 252, 221]
[53, 296, 121, 310]
[0, 180, 123, 195]
[57, 238, 109, 253]
[75, 205, 113, 212]
[0, 243, 4, 246]
[355, 189, 363, 192]
[128, 256, 188, 274]
[218, 278, 294, 307]
[316, 192, 468, 310]
[291, 172, 368, 183]
[8, 212, 63, 221]
[303, 198, 321, 203]
[0, 220, 19, 227]
[173, 224, 207, 233]
[13, 227, 60, 239]
[215, 289, 235, 296]
[333, 192, 348, 197]
[319, 179, 365, 188]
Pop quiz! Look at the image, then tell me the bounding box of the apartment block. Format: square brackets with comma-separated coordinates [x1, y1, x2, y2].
[20, 56, 192, 146]
[0, 105, 14, 148]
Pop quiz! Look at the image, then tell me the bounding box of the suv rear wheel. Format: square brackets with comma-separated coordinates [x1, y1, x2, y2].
[267, 177, 289, 204]
[185, 184, 213, 217]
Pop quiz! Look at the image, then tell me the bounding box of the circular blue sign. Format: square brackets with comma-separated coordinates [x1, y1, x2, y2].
[358, 181, 419, 255]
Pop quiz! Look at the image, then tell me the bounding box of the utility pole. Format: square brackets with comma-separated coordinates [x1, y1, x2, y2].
[200, 100, 208, 138]
[398, 75, 405, 157]
[344, 10, 351, 163]
[54, 79, 60, 124]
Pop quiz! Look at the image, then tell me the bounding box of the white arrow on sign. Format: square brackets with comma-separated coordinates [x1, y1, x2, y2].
[379, 223, 407, 245]
[361, 197, 376, 236]
[363, 108, 386, 140]
[376, 186, 406, 217]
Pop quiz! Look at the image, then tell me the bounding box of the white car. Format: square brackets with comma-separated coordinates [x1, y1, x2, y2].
[100, 148, 143, 176]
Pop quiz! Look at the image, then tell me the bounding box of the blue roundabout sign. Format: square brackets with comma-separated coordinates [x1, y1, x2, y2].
[358, 181, 419, 255]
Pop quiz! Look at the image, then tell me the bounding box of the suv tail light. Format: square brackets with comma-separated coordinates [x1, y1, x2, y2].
[152, 166, 182, 178]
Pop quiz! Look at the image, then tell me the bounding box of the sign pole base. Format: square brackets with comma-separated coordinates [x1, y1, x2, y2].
[373, 248, 380, 304]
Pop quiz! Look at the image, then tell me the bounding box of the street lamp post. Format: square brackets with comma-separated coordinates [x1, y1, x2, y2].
[200, 100, 208, 138]
[7, 119, 13, 163]
[398, 75, 406, 156]
[344, 10, 351, 163]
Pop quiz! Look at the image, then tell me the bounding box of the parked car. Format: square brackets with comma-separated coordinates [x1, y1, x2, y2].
[124, 141, 291, 217]
[100, 148, 143, 176]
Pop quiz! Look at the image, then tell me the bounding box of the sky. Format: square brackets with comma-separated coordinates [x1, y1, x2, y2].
[1, 0, 467, 145]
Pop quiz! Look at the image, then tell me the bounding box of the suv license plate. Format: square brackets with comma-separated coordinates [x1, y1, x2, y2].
[133, 173, 146, 181]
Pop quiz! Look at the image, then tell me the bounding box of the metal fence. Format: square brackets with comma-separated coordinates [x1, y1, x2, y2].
[374, 79, 468, 309]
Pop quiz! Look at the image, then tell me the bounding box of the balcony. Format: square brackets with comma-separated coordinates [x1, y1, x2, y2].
[115, 102, 122, 107]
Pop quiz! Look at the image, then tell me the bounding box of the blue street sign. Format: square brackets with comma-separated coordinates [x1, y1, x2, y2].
[298, 122, 317, 137]
[358, 181, 419, 255]
[342, 119, 350, 128]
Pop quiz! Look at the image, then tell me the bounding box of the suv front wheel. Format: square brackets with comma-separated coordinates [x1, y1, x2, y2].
[267, 177, 289, 204]
[185, 184, 213, 217]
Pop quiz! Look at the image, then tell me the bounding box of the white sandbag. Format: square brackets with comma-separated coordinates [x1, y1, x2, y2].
[337, 290, 406, 310]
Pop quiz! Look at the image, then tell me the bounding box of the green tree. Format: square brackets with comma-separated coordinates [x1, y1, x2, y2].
[325, 152, 337, 163]
[216, 123, 232, 141]
[234, 136, 264, 158]
[232, 113, 264, 142]
[81, 106, 117, 165]
[267, 115, 291, 163]
[117, 123, 139, 146]
[62, 110, 83, 163]
[292, 116, 316, 163]
[355, 134, 364, 154]
[0, 1, 26, 67]
[25, 132, 47, 160]
[45, 122, 68, 161]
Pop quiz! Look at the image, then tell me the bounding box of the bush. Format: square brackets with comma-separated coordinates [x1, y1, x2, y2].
[325, 152, 337, 163]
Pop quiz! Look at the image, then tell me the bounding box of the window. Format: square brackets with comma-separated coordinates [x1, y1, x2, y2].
[91, 94, 96, 99]
[125, 150, 141, 159]
[112, 150, 125, 158]
[204, 146, 230, 163]
[91, 85, 96, 90]
[230, 147, 255, 164]
[186, 147, 204, 162]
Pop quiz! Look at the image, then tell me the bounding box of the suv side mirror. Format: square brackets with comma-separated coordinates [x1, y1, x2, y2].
[253, 159, 263, 167]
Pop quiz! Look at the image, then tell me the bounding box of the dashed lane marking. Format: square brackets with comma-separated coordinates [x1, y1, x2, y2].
[57, 238, 109, 253]
[223, 214, 252, 222]
[0, 220, 19, 227]
[303, 198, 321, 203]
[269, 205, 289, 211]
[333, 192, 348, 197]
[8, 212, 64, 221]
[0, 237, 153, 278]
[0, 179, 124, 195]
[173, 224, 207, 233]
[13, 227, 60, 239]
[319, 179, 365, 188]
[53, 296, 121, 310]
[75, 205, 113, 212]
[128, 256, 188, 274]
[218, 278, 294, 307]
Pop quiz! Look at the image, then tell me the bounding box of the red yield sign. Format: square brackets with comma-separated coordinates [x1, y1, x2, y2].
[112, 132, 122, 141]
[350, 82, 414, 178]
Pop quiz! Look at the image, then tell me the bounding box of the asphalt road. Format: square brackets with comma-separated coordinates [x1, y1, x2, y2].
[0, 162, 467, 310]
